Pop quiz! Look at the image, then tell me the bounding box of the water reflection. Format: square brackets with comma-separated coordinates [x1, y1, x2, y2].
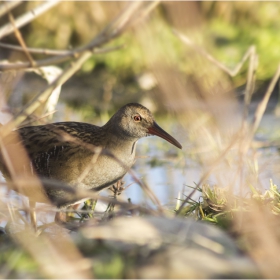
[1, 110, 280, 227]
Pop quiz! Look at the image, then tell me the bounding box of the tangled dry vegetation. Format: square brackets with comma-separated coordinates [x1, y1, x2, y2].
[1, 1, 280, 278]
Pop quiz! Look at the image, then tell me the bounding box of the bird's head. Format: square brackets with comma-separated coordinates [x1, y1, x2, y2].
[108, 103, 182, 149]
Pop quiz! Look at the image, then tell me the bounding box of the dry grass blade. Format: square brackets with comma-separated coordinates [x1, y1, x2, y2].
[251, 64, 280, 136]
[0, 51, 92, 138]
[16, 110, 57, 128]
[241, 64, 280, 152]
[0, 1, 158, 136]
[176, 135, 239, 215]
[0, 45, 124, 70]
[173, 30, 256, 77]
[5, 178, 158, 215]
[0, 2, 159, 71]
[0, 41, 124, 56]
[128, 168, 164, 213]
[0, 1, 22, 18]
[8, 12, 35, 66]
[0, 1, 60, 39]
[173, 29, 258, 120]
[101, 1, 143, 37]
[0, 131, 49, 204]
[12, 226, 93, 278]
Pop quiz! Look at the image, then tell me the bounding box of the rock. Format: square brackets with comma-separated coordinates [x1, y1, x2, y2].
[79, 216, 260, 278]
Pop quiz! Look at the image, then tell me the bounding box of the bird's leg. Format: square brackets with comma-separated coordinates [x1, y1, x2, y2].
[109, 180, 125, 197]
[55, 204, 78, 224]
[29, 200, 37, 231]
[54, 206, 81, 231]
[55, 210, 67, 224]
[55, 203, 88, 223]
[106, 180, 125, 214]
[54, 211, 78, 231]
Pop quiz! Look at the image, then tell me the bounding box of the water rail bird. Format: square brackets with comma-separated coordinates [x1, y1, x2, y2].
[0, 103, 182, 226]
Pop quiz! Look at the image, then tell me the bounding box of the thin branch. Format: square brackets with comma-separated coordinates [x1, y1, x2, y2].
[8, 12, 35, 66]
[176, 134, 239, 215]
[1, 51, 93, 135]
[0, 1, 60, 39]
[0, 2, 158, 71]
[0, 41, 123, 56]
[17, 110, 57, 128]
[173, 29, 259, 124]
[173, 29, 256, 77]
[246, 64, 280, 148]
[0, 1, 22, 18]
[5, 179, 158, 216]
[0, 1, 158, 136]
[0, 45, 124, 70]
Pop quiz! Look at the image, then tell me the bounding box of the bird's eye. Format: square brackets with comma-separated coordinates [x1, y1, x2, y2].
[133, 115, 142, 122]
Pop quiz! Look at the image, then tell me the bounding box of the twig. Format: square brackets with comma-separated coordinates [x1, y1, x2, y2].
[128, 168, 164, 213]
[0, 45, 124, 71]
[173, 29, 256, 77]
[176, 134, 239, 215]
[173, 29, 259, 122]
[17, 110, 57, 128]
[244, 64, 280, 151]
[5, 179, 158, 216]
[8, 12, 35, 66]
[0, 1, 159, 136]
[0, 41, 123, 56]
[0, 1, 22, 18]
[0, 1, 158, 71]
[0, 1, 60, 39]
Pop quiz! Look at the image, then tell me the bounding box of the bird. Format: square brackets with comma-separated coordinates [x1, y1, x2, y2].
[0, 103, 182, 226]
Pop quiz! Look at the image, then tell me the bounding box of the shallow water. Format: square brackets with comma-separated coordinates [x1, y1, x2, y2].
[120, 108, 280, 208]
[1, 101, 280, 227]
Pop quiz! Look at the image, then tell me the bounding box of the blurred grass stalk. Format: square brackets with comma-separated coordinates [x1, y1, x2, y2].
[130, 4, 280, 277]
[1, 1, 280, 278]
[0, 1, 160, 278]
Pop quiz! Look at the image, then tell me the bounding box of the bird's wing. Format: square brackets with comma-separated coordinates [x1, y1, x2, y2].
[17, 122, 102, 153]
[1, 122, 104, 178]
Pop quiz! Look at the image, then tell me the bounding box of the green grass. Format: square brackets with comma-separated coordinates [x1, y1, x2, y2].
[177, 179, 280, 230]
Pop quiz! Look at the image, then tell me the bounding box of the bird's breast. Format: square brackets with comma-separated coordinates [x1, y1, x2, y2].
[79, 147, 136, 190]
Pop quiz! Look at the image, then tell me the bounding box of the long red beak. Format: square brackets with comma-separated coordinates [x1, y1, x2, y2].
[148, 122, 182, 149]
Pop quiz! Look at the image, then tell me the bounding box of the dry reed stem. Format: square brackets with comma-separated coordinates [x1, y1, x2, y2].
[0, 3, 160, 277]
[0, 1, 158, 137]
[12, 225, 93, 278]
[172, 23, 280, 278]
[4, 178, 158, 216]
[55, 127, 164, 212]
[176, 134, 238, 214]
[7, 12, 35, 67]
[0, 1, 22, 18]
[0, 2, 158, 71]
[236, 201, 280, 278]
[0, 41, 124, 57]
[0, 1, 60, 39]
[0, 1, 162, 214]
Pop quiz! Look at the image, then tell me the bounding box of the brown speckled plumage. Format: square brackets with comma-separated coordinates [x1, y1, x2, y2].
[0, 103, 182, 208]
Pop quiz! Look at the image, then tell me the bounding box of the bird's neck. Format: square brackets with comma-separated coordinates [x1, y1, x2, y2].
[101, 118, 139, 162]
[105, 129, 137, 155]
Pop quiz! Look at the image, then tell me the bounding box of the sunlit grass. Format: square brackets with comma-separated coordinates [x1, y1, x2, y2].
[1, 1, 280, 278]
